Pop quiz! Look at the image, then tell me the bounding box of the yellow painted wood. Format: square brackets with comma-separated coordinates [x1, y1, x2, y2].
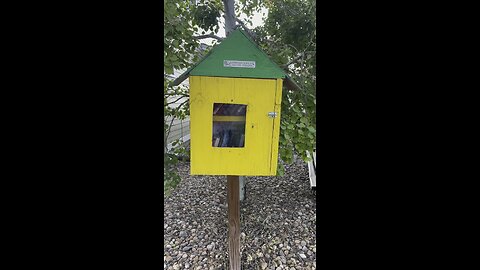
[189, 76, 279, 176]
[269, 78, 283, 175]
[212, 116, 246, 122]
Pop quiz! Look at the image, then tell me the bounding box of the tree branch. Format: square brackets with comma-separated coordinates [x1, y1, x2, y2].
[235, 18, 257, 40]
[166, 95, 187, 106]
[282, 51, 316, 68]
[164, 92, 188, 98]
[235, 18, 248, 28]
[284, 43, 299, 54]
[193, 34, 224, 41]
[282, 53, 305, 68]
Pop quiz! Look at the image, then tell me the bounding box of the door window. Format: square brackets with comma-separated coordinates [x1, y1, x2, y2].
[212, 103, 246, 147]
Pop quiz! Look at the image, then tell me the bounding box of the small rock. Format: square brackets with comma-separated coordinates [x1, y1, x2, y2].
[179, 231, 187, 237]
[299, 253, 307, 259]
[300, 240, 306, 246]
[182, 246, 192, 252]
[185, 263, 190, 269]
[261, 262, 268, 269]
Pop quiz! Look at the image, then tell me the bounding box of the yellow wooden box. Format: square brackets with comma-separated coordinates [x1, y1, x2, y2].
[189, 76, 282, 175]
[171, 29, 299, 176]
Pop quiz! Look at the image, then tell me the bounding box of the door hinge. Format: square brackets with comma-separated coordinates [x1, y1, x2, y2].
[268, 112, 277, 118]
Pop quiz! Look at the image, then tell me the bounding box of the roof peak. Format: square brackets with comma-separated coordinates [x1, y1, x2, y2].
[170, 28, 300, 91]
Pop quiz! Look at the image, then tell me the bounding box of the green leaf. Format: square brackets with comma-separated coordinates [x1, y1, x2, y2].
[302, 155, 311, 162]
[165, 66, 173, 75]
[277, 163, 285, 176]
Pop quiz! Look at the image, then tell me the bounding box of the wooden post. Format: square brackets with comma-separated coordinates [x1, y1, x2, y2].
[227, 175, 240, 270]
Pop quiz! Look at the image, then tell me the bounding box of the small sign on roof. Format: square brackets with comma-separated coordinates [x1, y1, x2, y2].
[223, 60, 256, 68]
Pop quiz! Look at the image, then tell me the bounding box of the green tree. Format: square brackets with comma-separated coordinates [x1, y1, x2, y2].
[164, 0, 316, 189]
[251, 0, 317, 173]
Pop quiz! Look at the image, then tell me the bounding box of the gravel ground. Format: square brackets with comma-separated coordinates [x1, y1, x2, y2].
[164, 157, 316, 270]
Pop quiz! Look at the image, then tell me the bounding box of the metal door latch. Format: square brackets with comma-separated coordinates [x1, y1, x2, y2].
[268, 112, 277, 118]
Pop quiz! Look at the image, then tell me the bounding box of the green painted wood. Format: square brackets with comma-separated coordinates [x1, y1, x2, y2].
[190, 29, 286, 79]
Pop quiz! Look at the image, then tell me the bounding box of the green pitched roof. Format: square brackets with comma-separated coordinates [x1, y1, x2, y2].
[171, 28, 301, 91]
[190, 29, 285, 78]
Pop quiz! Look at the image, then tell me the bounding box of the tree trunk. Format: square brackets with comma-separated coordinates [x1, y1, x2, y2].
[223, 0, 236, 36]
